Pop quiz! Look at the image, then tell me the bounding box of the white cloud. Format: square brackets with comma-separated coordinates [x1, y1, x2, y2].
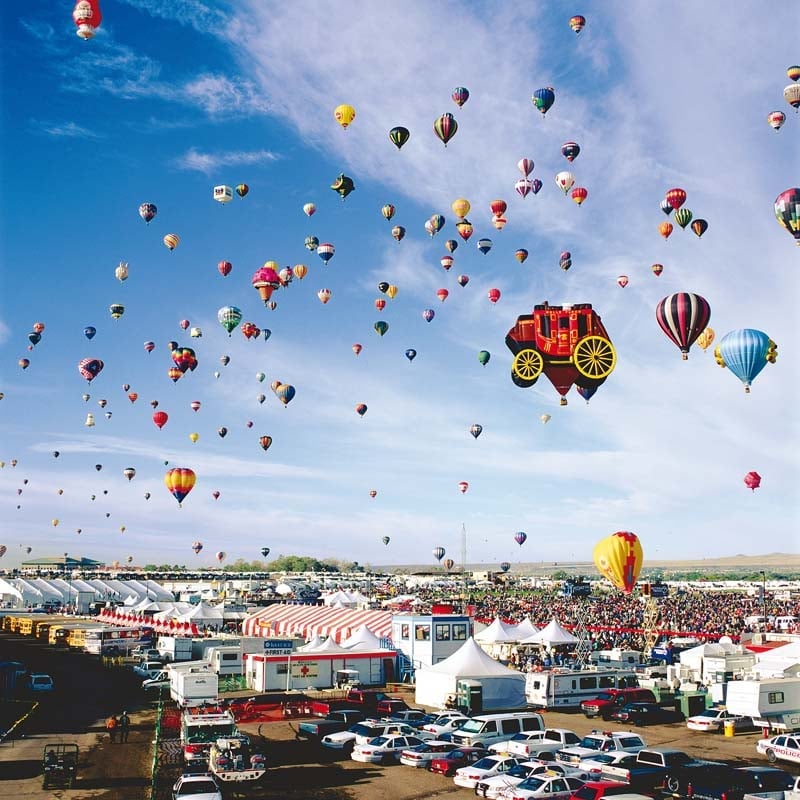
[174, 147, 280, 174]
[36, 120, 100, 139]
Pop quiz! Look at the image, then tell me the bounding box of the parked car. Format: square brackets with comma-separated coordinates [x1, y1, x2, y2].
[384, 709, 435, 728]
[570, 781, 655, 800]
[556, 731, 646, 767]
[133, 661, 165, 680]
[476, 761, 590, 799]
[580, 689, 657, 720]
[609, 702, 684, 726]
[453, 755, 522, 789]
[351, 734, 424, 764]
[661, 762, 797, 798]
[141, 671, 171, 693]
[419, 715, 470, 740]
[28, 673, 54, 693]
[399, 740, 458, 767]
[132, 647, 161, 661]
[428, 746, 489, 776]
[171, 773, 223, 800]
[321, 722, 417, 753]
[577, 751, 641, 779]
[495, 728, 582, 759]
[756, 733, 800, 765]
[497, 772, 584, 798]
[686, 707, 752, 732]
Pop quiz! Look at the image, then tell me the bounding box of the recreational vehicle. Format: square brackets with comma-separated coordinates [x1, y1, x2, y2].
[725, 677, 800, 732]
[525, 667, 639, 709]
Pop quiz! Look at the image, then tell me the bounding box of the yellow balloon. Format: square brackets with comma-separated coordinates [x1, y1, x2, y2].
[697, 327, 715, 352]
[293, 264, 308, 280]
[163, 233, 180, 251]
[593, 531, 643, 594]
[189, 432, 199, 443]
[386, 285, 399, 299]
[334, 104, 356, 129]
[451, 198, 471, 219]
[52, 519, 59, 527]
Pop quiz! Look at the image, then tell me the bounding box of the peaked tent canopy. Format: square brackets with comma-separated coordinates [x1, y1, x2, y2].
[474, 617, 518, 643]
[519, 618, 579, 646]
[507, 617, 539, 640]
[341, 624, 384, 650]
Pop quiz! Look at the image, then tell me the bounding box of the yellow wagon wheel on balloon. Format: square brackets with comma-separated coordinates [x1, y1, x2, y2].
[574, 336, 617, 379]
[512, 349, 544, 381]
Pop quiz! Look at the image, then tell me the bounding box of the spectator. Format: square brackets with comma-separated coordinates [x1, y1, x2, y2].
[119, 710, 130, 743]
[106, 715, 118, 743]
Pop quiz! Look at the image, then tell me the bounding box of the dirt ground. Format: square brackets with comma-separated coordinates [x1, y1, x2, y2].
[1, 629, 796, 800]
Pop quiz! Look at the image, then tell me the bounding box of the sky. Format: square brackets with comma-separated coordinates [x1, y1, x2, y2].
[0, 1, 798, 570]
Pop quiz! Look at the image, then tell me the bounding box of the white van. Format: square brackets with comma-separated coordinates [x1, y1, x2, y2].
[775, 616, 798, 632]
[449, 711, 544, 750]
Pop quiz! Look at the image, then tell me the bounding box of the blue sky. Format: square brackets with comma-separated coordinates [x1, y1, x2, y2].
[0, 1, 797, 570]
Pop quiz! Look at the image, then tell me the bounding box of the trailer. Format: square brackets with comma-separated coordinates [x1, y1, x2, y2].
[156, 635, 194, 662]
[170, 665, 219, 708]
[525, 667, 639, 709]
[726, 678, 800, 732]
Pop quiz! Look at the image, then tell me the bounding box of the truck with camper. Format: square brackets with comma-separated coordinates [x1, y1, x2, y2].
[181, 709, 237, 766]
[156, 635, 193, 662]
[726, 678, 800, 733]
[169, 664, 219, 708]
[204, 645, 243, 675]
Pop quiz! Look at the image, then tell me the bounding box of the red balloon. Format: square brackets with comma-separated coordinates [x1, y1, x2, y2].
[218, 260, 232, 277]
[743, 471, 761, 492]
[152, 411, 168, 429]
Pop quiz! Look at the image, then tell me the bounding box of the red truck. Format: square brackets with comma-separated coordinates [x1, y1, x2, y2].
[308, 688, 408, 718]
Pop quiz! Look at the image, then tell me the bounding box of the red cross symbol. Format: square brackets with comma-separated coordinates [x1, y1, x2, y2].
[300, 665, 310, 677]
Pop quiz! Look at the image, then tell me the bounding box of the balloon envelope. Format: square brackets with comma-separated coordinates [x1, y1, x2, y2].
[514, 531, 527, 546]
[715, 328, 776, 392]
[744, 471, 761, 491]
[432, 547, 446, 562]
[593, 531, 643, 594]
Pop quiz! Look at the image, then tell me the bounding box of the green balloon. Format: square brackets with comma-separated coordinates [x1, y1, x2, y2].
[478, 350, 491, 366]
[374, 321, 389, 337]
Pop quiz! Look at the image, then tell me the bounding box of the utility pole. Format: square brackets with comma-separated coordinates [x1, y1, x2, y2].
[461, 523, 468, 614]
[760, 571, 767, 628]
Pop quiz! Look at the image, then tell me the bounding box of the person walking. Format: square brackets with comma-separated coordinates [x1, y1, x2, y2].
[119, 711, 130, 743]
[106, 714, 118, 744]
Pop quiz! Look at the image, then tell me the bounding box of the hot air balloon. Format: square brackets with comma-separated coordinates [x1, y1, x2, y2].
[767, 111, 786, 131]
[532, 87, 555, 116]
[217, 306, 243, 336]
[404, 349, 417, 362]
[78, 358, 104, 382]
[391, 225, 406, 242]
[213, 185, 233, 204]
[571, 187, 588, 206]
[352, 343, 362, 356]
[451, 198, 471, 219]
[531, 178, 543, 195]
[789, 66, 800, 82]
[569, 14, 586, 33]
[318, 288, 332, 304]
[114, 261, 129, 283]
[477, 238, 493, 254]
[515, 249, 528, 263]
[696, 327, 715, 352]
[500, 562, 511, 573]
[164, 467, 196, 506]
[374, 321, 388, 337]
[139, 202, 157, 223]
[388, 126, 410, 149]
[617, 276, 629, 288]
[487, 288, 501, 304]
[561, 141, 580, 162]
[593, 531, 643, 594]
[429, 213, 445, 235]
[330, 174, 355, 200]
[784, 84, 800, 110]
[85, 412, 95, 426]
[28, 331, 41, 346]
[303, 202, 316, 217]
[19, 358, 30, 369]
[73, 0, 102, 39]
[440, 255, 454, 271]
[691, 219, 708, 238]
[216, 551, 226, 563]
[334, 104, 356, 128]
[774, 188, 800, 245]
[84, 326, 97, 340]
[259, 435, 273, 451]
[422, 309, 435, 322]
[192, 541, 203, 554]
[317, 243, 335, 264]
[190, 400, 201, 412]
[436, 288, 449, 303]
[555, 171, 574, 194]
[163, 233, 180, 251]
[445, 239, 458, 253]
[651, 263, 664, 277]
[369, 490, 377, 498]
[355, 403, 368, 418]
[469, 424, 483, 439]
[658, 221, 674, 240]
[517, 158, 534, 177]
[489, 200, 507, 218]
[251, 265, 281, 304]
[665, 188, 687, 210]
[457, 274, 469, 287]
[217, 427, 228, 438]
[434, 113, 458, 146]
[261, 547, 270, 558]
[514, 531, 527, 546]
[109, 304, 125, 319]
[743, 471, 762, 492]
[477, 350, 491, 366]
[292, 264, 307, 281]
[674, 207, 693, 229]
[540, 414, 551, 424]
[443, 558, 454, 571]
[152, 411, 168, 429]
[714, 328, 777, 392]
[189, 432, 199, 442]
[375, 298, 386, 312]
[212, 491, 220, 499]
[381, 204, 396, 221]
[236, 184, 249, 198]
[305, 236, 319, 251]
[452, 86, 469, 107]
[515, 179, 532, 198]
[655, 292, 711, 360]
[457, 481, 469, 494]
[660, 198, 673, 216]
[275, 384, 296, 406]
[380, 536, 390, 546]
[559, 252, 572, 271]
[433, 547, 446, 562]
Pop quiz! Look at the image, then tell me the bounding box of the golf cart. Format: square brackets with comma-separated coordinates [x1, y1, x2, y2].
[42, 743, 78, 789]
[334, 669, 362, 690]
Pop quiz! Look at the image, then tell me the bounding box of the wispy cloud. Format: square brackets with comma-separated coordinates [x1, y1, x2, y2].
[173, 147, 280, 174]
[115, 0, 230, 36]
[34, 120, 101, 139]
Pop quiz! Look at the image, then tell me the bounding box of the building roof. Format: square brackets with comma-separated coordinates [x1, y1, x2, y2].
[20, 556, 103, 567]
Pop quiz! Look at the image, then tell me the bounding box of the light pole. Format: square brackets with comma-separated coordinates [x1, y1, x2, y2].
[760, 571, 767, 628]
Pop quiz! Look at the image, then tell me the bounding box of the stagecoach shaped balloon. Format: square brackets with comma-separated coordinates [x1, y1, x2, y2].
[593, 531, 643, 595]
[744, 471, 762, 492]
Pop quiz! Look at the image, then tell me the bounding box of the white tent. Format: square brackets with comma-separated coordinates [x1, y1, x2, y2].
[753, 642, 800, 679]
[415, 637, 527, 711]
[341, 624, 383, 650]
[519, 619, 579, 646]
[475, 617, 517, 643]
[301, 636, 350, 654]
[0, 578, 26, 607]
[179, 601, 224, 629]
[297, 634, 326, 651]
[507, 617, 539, 641]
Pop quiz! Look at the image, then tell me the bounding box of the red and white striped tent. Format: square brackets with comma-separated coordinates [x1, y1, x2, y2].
[241, 603, 393, 644]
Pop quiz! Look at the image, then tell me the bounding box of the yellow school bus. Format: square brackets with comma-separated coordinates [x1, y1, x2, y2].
[18, 616, 38, 636]
[67, 625, 102, 650]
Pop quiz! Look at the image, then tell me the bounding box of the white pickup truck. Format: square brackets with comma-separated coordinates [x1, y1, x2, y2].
[490, 728, 581, 759]
[744, 776, 800, 800]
